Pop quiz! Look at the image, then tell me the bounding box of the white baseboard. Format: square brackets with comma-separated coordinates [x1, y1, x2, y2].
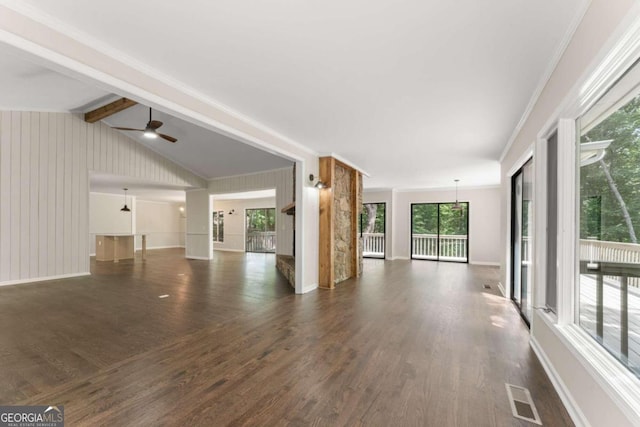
[300, 283, 318, 294]
[135, 245, 185, 251]
[213, 248, 245, 253]
[89, 253, 96, 257]
[497, 282, 506, 297]
[0, 272, 91, 287]
[186, 255, 210, 260]
[470, 261, 500, 266]
[530, 336, 589, 427]
[389, 256, 410, 260]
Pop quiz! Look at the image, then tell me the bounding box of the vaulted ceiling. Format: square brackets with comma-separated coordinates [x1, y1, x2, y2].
[4, 0, 587, 189]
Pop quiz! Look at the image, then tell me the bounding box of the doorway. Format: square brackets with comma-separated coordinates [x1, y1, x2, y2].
[411, 202, 469, 262]
[511, 158, 534, 325]
[246, 208, 276, 253]
[360, 203, 386, 258]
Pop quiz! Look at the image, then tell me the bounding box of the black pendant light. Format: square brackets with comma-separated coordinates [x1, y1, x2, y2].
[121, 188, 131, 212]
[452, 179, 462, 210]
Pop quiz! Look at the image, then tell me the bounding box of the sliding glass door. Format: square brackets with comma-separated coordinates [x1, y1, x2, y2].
[360, 203, 386, 258]
[245, 208, 276, 253]
[511, 158, 534, 324]
[411, 203, 469, 262]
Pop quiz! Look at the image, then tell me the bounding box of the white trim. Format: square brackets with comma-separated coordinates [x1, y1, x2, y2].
[301, 283, 318, 294]
[213, 248, 245, 253]
[497, 282, 506, 297]
[552, 323, 640, 424]
[469, 261, 500, 266]
[557, 119, 577, 326]
[507, 145, 534, 177]
[319, 152, 369, 177]
[391, 256, 410, 261]
[533, 134, 549, 312]
[392, 184, 501, 193]
[0, 272, 91, 287]
[135, 245, 185, 251]
[498, 0, 592, 162]
[185, 255, 210, 260]
[207, 166, 294, 185]
[530, 335, 590, 427]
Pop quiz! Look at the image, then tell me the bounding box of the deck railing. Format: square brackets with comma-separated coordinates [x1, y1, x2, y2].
[362, 233, 385, 257]
[246, 231, 276, 253]
[411, 234, 468, 261]
[580, 239, 640, 288]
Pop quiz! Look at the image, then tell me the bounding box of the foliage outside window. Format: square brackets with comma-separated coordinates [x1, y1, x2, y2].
[246, 208, 276, 253]
[578, 87, 640, 378]
[411, 202, 468, 262]
[212, 210, 224, 243]
[360, 203, 386, 258]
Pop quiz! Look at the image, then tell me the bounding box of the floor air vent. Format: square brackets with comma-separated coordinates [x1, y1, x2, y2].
[505, 383, 542, 425]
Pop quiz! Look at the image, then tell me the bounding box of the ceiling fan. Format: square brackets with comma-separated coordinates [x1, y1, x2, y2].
[112, 107, 177, 143]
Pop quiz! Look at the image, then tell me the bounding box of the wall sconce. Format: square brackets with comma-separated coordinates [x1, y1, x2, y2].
[309, 174, 328, 189]
[178, 206, 186, 218]
[228, 209, 235, 215]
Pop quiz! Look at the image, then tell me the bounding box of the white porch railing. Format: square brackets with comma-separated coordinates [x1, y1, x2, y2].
[362, 233, 385, 257]
[246, 231, 276, 253]
[580, 239, 640, 288]
[411, 234, 468, 261]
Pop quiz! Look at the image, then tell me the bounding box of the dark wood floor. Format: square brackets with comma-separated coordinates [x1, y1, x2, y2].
[0, 249, 573, 426]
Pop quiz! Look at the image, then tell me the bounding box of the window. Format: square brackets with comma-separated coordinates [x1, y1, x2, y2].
[360, 203, 386, 259]
[578, 72, 640, 378]
[411, 202, 469, 263]
[212, 210, 224, 243]
[246, 208, 276, 253]
[546, 131, 558, 313]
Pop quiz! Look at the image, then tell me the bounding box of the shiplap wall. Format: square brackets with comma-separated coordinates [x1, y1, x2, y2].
[209, 167, 294, 256]
[0, 111, 205, 284]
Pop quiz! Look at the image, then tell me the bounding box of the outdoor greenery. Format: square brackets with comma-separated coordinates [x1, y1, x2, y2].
[411, 203, 468, 236]
[580, 95, 640, 243]
[360, 203, 385, 234]
[246, 208, 276, 232]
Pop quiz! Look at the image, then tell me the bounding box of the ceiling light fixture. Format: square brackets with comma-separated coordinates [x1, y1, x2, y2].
[120, 188, 131, 212]
[452, 179, 462, 210]
[143, 108, 158, 139]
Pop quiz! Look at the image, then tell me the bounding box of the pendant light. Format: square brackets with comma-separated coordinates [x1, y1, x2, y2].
[452, 179, 462, 210]
[120, 188, 131, 212]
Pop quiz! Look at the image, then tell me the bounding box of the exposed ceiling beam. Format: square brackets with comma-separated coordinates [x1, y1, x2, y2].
[84, 97, 137, 123]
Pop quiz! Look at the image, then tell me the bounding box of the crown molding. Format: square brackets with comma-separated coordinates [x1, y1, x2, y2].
[499, 0, 592, 163]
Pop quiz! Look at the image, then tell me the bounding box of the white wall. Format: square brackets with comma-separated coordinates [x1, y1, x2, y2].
[373, 187, 501, 264]
[185, 189, 210, 260]
[135, 200, 185, 250]
[212, 197, 276, 252]
[89, 192, 135, 254]
[209, 167, 294, 256]
[0, 112, 204, 285]
[500, 0, 639, 425]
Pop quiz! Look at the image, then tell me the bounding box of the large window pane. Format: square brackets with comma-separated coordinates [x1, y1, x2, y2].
[579, 84, 640, 378]
[361, 203, 386, 258]
[411, 203, 468, 262]
[246, 208, 276, 253]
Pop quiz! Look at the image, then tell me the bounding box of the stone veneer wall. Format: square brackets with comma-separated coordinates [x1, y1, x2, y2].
[333, 163, 353, 284]
[357, 173, 363, 277]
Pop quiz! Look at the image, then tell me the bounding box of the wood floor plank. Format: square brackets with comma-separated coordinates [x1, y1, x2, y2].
[0, 250, 573, 426]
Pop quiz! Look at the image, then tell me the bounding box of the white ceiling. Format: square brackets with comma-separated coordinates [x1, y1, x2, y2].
[0, 43, 111, 111]
[90, 172, 187, 203]
[8, 0, 586, 189]
[102, 104, 293, 180]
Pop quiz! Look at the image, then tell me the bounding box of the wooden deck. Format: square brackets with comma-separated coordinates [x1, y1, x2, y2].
[579, 274, 640, 374]
[0, 249, 572, 426]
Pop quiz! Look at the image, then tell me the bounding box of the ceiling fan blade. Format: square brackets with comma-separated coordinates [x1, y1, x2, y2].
[148, 120, 163, 130]
[158, 133, 177, 143]
[112, 127, 144, 131]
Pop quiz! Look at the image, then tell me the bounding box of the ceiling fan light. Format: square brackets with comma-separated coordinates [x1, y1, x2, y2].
[143, 128, 158, 139]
